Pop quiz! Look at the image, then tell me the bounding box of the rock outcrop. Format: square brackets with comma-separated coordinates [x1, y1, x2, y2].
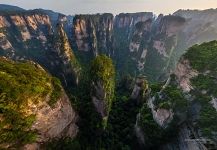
[127, 15, 185, 81]
[72, 14, 114, 56]
[50, 21, 80, 87]
[161, 41, 217, 149]
[24, 92, 78, 150]
[0, 10, 52, 63]
[2, 9, 217, 84]
[131, 76, 149, 104]
[0, 10, 80, 88]
[90, 55, 115, 125]
[0, 58, 78, 149]
[174, 58, 198, 92]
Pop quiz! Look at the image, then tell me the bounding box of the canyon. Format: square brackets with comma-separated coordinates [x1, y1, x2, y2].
[0, 4, 217, 150]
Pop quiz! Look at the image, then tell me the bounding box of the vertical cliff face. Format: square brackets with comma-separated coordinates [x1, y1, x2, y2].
[49, 21, 80, 87]
[114, 13, 185, 81]
[113, 12, 154, 52]
[130, 76, 149, 105]
[24, 92, 78, 150]
[174, 58, 198, 92]
[90, 55, 115, 126]
[72, 14, 114, 57]
[144, 15, 185, 81]
[162, 42, 217, 150]
[0, 11, 80, 88]
[0, 11, 53, 63]
[114, 12, 153, 30]
[113, 13, 154, 77]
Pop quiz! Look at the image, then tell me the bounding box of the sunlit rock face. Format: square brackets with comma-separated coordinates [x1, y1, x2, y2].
[72, 14, 114, 56]
[0, 10, 53, 62]
[174, 58, 198, 92]
[0, 11, 80, 87]
[24, 92, 78, 150]
[2, 9, 217, 85]
[0, 58, 78, 150]
[50, 22, 80, 87]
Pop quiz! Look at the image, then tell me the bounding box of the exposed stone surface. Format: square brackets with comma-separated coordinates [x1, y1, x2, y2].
[174, 58, 198, 92]
[131, 76, 149, 105]
[211, 97, 217, 111]
[30, 92, 78, 142]
[148, 96, 174, 127]
[0, 11, 53, 60]
[91, 81, 107, 118]
[162, 124, 205, 150]
[24, 92, 78, 149]
[72, 14, 113, 56]
[114, 12, 153, 28]
[0, 16, 10, 27]
[174, 9, 217, 47]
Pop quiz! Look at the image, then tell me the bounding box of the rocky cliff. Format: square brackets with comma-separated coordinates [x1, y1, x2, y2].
[90, 55, 115, 126]
[0, 10, 80, 87]
[135, 74, 187, 148]
[127, 15, 185, 81]
[70, 10, 217, 83]
[161, 41, 217, 150]
[135, 41, 217, 149]
[0, 57, 78, 149]
[50, 22, 80, 87]
[2, 9, 217, 84]
[1, 6, 217, 149]
[72, 14, 114, 57]
[0, 10, 53, 69]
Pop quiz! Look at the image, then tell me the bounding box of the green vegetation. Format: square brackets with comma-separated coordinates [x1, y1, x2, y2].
[191, 74, 217, 97]
[139, 104, 164, 147]
[151, 77, 187, 112]
[160, 85, 187, 111]
[47, 68, 141, 150]
[0, 58, 62, 146]
[138, 76, 187, 148]
[90, 55, 115, 116]
[49, 77, 63, 107]
[192, 93, 217, 138]
[184, 41, 217, 139]
[190, 75, 217, 138]
[184, 40, 217, 74]
[139, 103, 178, 148]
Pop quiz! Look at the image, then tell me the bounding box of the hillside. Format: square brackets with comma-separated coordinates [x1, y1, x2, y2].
[0, 57, 78, 149]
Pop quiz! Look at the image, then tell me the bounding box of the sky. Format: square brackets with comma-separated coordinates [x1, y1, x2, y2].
[1, 0, 217, 15]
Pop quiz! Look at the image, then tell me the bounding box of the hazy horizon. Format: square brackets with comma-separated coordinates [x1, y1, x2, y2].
[0, 0, 217, 15]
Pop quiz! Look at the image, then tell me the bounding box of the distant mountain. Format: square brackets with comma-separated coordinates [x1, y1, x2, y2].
[0, 4, 25, 11]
